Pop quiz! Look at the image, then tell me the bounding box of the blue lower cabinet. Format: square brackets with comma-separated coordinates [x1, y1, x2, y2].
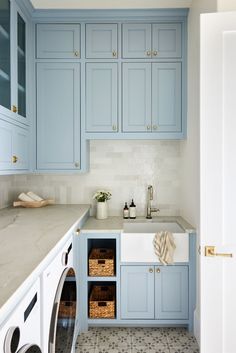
[155, 266, 189, 319]
[121, 266, 154, 319]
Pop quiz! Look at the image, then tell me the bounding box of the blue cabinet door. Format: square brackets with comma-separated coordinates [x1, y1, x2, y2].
[86, 24, 118, 59]
[122, 63, 152, 132]
[155, 266, 188, 319]
[121, 266, 154, 319]
[122, 24, 151, 58]
[152, 23, 182, 58]
[37, 63, 80, 170]
[86, 63, 118, 132]
[14, 123, 28, 170]
[0, 118, 13, 170]
[37, 24, 81, 59]
[152, 63, 182, 132]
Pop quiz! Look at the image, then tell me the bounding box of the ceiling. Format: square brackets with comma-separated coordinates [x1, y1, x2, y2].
[30, 0, 192, 9]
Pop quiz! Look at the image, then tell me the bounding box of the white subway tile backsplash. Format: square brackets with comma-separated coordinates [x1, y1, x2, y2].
[0, 140, 182, 216]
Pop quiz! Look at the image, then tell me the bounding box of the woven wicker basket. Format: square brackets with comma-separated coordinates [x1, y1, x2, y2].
[58, 301, 76, 318]
[89, 285, 116, 319]
[89, 248, 115, 277]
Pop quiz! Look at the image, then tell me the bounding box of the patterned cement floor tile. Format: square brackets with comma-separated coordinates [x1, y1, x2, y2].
[130, 328, 166, 337]
[132, 335, 168, 347]
[132, 346, 170, 353]
[75, 346, 96, 353]
[167, 335, 198, 348]
[169, 347, 199, 353]
[95, 347, 132, 353]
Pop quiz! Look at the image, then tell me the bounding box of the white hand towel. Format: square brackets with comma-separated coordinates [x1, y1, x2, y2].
[27, 191, 43, 201]
[18, 192, 35, 202]
[153, 231, 176, 265]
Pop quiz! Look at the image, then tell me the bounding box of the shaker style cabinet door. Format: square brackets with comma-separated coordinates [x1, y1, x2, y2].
[152, 63, 182, 132]
[86, 63, 118, 132]
[37, 63, 81, 170]
[152, 23, 182, 58]
[36, 24, 81, 59]
[155, 266, 189, 320]
[121, 266, 154, 319]
[122, 63, 151, 132]
[86, 24, 118, 59]
[122, 24, 151, 58]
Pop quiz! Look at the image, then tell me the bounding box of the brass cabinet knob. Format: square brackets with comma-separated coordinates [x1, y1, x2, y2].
[12, 155, 18, 163]
[147, 125, 151, 130]
[75, 162, 80, 168]
[156, 268, 161, 273]
[146, 50, 151, 56]
[12, 105, 18, 113]
[75, 228, 81, 235]
[153, 125, 158, 130]
[149, 268, 153, 273]
[112, 50, 117, 57]
[112, 125, 117, 131]
[74, 51, 79, 57]
[153, 50, 158, 56]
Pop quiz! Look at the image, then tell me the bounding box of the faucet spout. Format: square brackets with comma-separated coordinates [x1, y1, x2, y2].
[146, 185, 159, 219]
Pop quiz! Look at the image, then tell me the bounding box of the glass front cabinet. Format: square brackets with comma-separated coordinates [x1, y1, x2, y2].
[0, 0, 28, 125]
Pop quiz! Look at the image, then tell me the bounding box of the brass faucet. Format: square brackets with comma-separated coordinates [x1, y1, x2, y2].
[146, 185, 159, 219]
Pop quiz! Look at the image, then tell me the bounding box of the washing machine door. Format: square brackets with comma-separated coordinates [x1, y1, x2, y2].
[49, 267, 77, 353]
[17, 344, 42, 353]
[4, 327, 20, 353]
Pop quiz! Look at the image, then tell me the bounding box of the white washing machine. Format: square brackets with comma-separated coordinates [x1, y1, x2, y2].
[0, 278, 42, 353]
[42, 237, 77, 353]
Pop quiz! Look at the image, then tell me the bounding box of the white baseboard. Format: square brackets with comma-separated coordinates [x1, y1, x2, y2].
[194, 309, 200, 346]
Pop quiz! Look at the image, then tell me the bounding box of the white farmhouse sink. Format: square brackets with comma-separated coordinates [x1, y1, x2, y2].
[123, 220, 184, 233]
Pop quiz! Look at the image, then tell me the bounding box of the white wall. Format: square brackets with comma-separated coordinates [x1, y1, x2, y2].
[4, 140, 182, 216]
[218, 0, 236, 11]
[181, 0, 217, 344]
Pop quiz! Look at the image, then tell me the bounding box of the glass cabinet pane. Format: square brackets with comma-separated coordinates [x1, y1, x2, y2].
[0, 0, 11, 110]
[17, 13, 26, 117]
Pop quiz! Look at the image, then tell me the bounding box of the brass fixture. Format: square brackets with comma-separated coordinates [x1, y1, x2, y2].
[12, 155, 18, 163]
[205, 246, 233, 258]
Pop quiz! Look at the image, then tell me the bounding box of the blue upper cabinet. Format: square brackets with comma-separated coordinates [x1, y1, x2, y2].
[122, 23, 181, 59]
[86, 63, 118, 132]
[152, 63, 182, 132]
[121, 266, 155, 319]
[152, 23, 182, 58]
[122, 24, 151, 59]
[86, 24, 118, 59]
[37, 24, 81, 59]
[122, 63, 152, 132]
[37, 63, 81, 170]
[155, 266, 189, 320]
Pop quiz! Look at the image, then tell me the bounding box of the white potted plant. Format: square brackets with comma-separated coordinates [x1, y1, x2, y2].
[93, 190, 112, 220]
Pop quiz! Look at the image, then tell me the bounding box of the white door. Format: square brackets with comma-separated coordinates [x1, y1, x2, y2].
[200, 12, 236, 353]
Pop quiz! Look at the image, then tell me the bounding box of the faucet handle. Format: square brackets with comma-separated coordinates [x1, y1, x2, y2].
[148, 185, 153, 200]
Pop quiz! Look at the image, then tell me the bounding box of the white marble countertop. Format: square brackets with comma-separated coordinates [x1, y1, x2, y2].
[0, 204, 90, 315]
[82, 216, 196, 233]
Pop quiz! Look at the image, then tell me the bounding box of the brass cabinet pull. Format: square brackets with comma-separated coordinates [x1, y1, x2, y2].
[74, 162, 80, 168]
[12, 105, 18, 113]
[112, 125, 117, 131]
[205, 246, 233, 258]
[146, 50, 151, 56]
[153, 50, 158, 56]
[147, 125, 151, 130]
[74, 51, 79, 57]
[112, 50, 117, 57]
[12, 155, 18, 163]
[156, 268, 161, 273]
[149, 268, 153, 273]
[153, 125, 158, 130]
[75, 228, 81, 235]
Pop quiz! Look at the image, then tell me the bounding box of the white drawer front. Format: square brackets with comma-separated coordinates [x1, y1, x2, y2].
[121, 233, 189, 263]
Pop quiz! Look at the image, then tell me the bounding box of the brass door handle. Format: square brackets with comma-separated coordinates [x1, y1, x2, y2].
[12, 155, 18, 163]
[205, 246, 233, 258]
[112, 50, 117, 57]
[12, 105, 18, 113]
[156, 268, 160, 273]
[153, 50, 158, 56]
[149, 268, 153, 273]
[146, 50, 151, 57]
[75, 228, 80, 235]
[74, 51, 79, 57]
[112, 125, 117, 131]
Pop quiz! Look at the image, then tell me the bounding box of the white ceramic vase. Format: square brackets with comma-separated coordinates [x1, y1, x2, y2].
[96, 201, 108, 220]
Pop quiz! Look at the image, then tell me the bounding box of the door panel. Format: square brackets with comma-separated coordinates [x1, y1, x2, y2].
[122, 24, 151, 58]
[152, 63, 182, 132]
[14, 124, 28, 170]
[37, 24, 80, 59]
[122, 63, 151, 132]
[121, 266, 154, 319]
[86, 24, 118, 59]
[152, 23, 182, 58]
[0, 118, 13, 169]
[86, 63, 118, 132]
[37, 63, 80, 170]
[155, 266, 188, 319]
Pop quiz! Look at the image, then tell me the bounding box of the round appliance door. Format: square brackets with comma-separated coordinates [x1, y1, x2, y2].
[17, 345, 42, 353]
[49, 268, 77, 353]
[4, 327, 20, 353]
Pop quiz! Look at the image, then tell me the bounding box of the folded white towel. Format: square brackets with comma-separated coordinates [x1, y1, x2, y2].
[27, 191, 43, 201]
[153, 231, 176, 265]
[18, 192, 35, 202]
